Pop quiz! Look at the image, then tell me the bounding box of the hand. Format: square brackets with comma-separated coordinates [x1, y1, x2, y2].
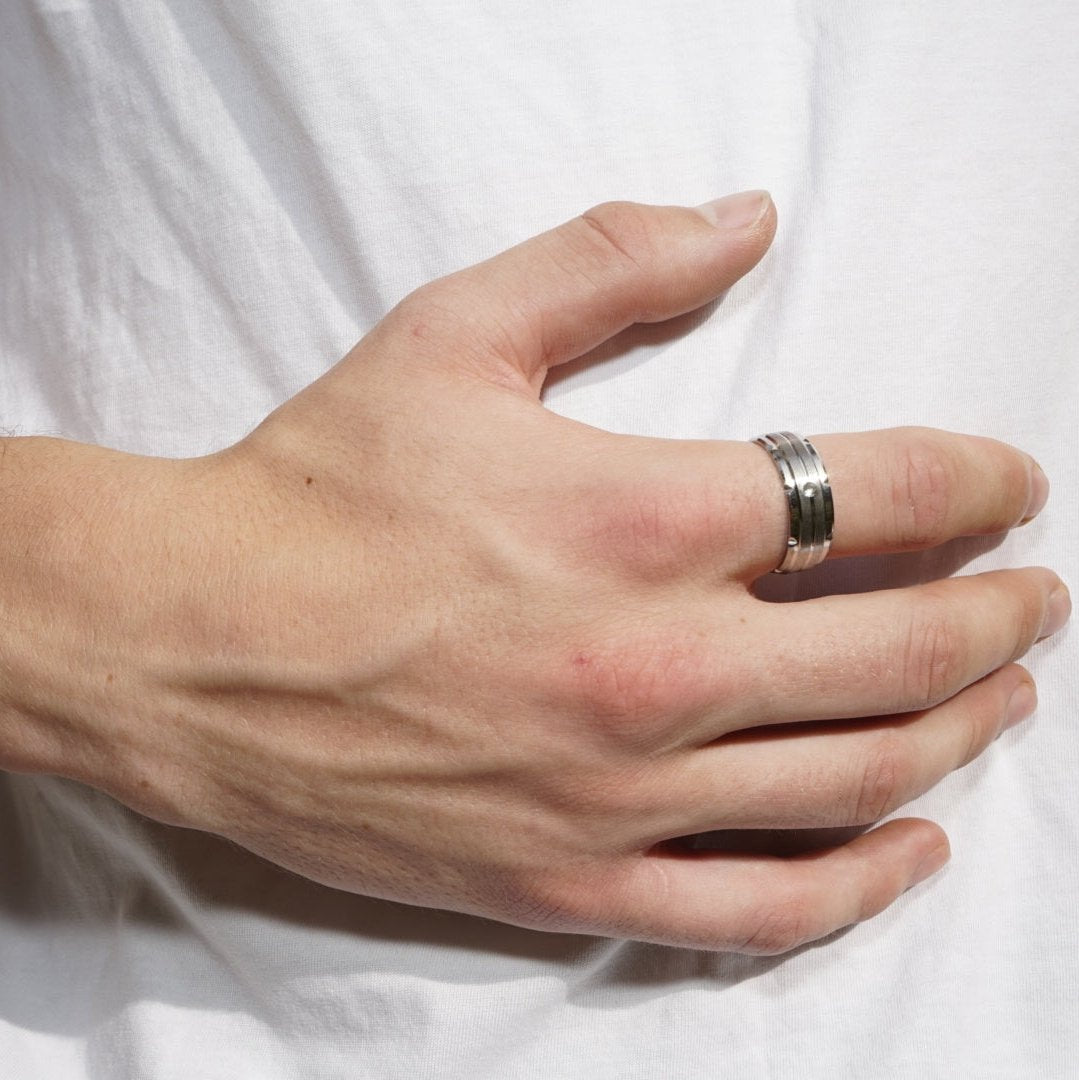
[1, 191, 1069, 953]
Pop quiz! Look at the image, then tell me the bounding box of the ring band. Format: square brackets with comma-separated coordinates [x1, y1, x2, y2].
[753, 432, 834, 573]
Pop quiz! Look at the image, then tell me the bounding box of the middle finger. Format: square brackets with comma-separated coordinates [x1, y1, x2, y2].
[691, 566, 1066, 742]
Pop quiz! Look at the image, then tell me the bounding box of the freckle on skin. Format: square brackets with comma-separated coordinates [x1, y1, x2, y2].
[305, 476, 313, 486]
[106, 673, 114, 684]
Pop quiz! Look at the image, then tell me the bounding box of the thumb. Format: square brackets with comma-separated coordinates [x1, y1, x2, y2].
[376, 192, 776, 394]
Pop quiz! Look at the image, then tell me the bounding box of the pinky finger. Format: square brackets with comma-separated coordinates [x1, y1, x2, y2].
[600, 819, 950, 953]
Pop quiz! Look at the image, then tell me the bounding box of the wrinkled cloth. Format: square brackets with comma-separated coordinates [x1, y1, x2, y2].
[1, 3, 1076, 1077]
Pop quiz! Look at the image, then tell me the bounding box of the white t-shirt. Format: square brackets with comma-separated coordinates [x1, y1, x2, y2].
[1, 2, 1076, 1077]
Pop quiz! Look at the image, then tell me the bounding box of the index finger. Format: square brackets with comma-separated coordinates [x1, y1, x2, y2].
[733, 426, 1045, 577]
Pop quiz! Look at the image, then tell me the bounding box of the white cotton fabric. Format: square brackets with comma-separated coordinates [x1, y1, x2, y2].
[1, 2, 1077, 1076]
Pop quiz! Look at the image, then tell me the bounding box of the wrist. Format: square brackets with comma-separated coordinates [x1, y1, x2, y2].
[0, 436, 165, 779]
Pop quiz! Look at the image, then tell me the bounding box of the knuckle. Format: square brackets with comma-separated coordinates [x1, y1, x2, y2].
[575, 201, 655, 277]
[388, 276, 537, 388]
[891, 430, 955, 548]
[392, 279, 449, 329]
[998, 448, 1035, 528]
[900, 600, 965, 709]
[385, 279, 465, 351]
[564, 628, 711, 740]
[852, 731, 913, 824]
[955, 696, 993, 769]
[1011, 576, 1049, 656]
[492, 869, 600, 933]
[544, 762, 651, 831]
[736, 894, 817, 955]
[583, 476, 720, 581]
[606, 482, 674, 571]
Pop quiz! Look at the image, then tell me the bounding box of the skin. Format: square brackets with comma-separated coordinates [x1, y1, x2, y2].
[0, 191, 1070, 954]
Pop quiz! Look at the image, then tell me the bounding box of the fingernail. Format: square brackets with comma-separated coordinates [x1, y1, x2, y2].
[909, 842, 950, 888]
[1003, 680, 1037, 731]
[1021, 461, 1049, 523]
[694, 189, 770, 229]
[1040, 583, 1072, 639]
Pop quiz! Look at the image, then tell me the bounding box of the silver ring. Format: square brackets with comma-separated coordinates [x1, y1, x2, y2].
[753, 432, 834, 573]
